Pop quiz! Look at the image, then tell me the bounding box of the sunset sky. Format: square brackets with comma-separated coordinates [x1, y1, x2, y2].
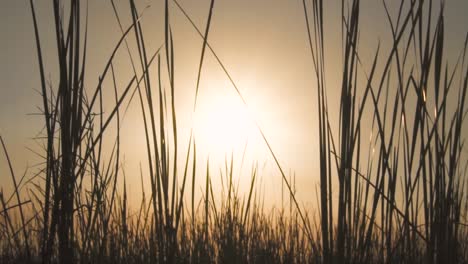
[1, 0, 467, 207]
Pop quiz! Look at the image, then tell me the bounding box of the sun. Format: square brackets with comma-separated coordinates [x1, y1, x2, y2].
[193, 86, 256, 157]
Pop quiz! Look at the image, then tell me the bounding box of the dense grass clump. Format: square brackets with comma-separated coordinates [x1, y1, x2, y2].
[0, 0, 467, 263]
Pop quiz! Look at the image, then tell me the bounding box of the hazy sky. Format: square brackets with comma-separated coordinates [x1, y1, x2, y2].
[1, 0, 467, 207]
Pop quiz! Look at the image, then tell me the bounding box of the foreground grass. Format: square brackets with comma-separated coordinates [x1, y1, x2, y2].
[1, 0, 467, 263]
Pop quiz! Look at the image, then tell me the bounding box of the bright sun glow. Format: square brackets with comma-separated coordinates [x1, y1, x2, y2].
[194, 87, 256, 157]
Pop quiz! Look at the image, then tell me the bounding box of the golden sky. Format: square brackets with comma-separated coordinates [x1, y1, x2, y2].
[1, 0, 467, 208]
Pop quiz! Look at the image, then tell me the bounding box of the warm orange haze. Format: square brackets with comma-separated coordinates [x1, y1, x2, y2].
[0, 0, 467, 263]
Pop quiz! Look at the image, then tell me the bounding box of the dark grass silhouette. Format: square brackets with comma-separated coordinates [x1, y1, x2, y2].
[0, 0, 467, 263]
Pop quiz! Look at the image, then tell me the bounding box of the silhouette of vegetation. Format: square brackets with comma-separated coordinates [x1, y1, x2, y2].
[0, 0, 467, 263]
